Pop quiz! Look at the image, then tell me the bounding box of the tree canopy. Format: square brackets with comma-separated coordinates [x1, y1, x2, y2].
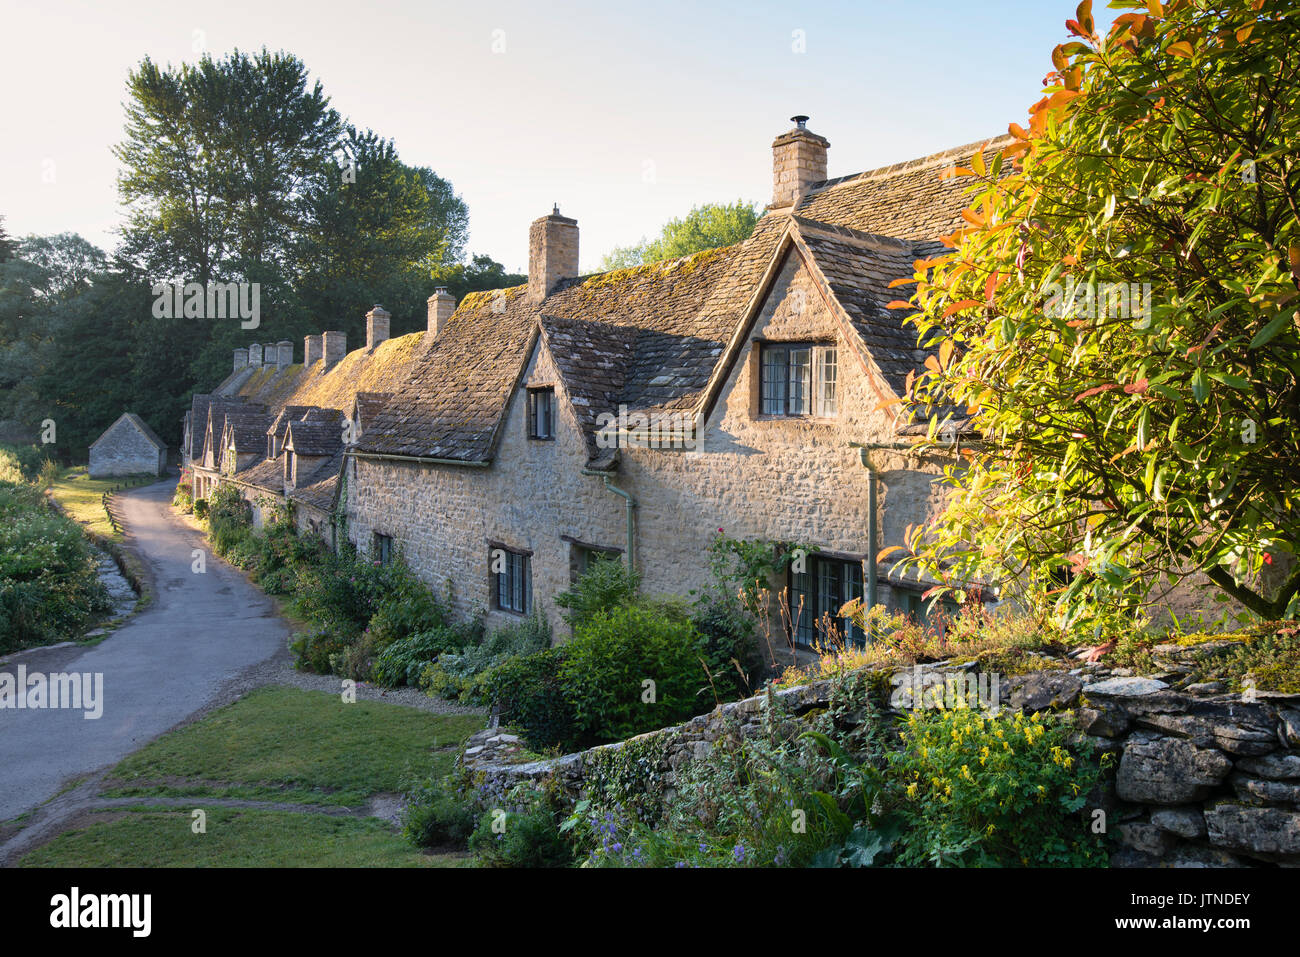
[599, 200, 759, 270]
[897, 0, 1300, 628]
[0, 47, 517, 459]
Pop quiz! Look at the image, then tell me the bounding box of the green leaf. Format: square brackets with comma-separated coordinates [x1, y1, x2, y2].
[1190, 368, 1209, 403]
[1248, 311, 1292, 349]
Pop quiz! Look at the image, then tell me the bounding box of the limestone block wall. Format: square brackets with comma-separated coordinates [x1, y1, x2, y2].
[88, 420, 166, 478]
[461, 666, 1300, 867]
[346, 249, 954, 638]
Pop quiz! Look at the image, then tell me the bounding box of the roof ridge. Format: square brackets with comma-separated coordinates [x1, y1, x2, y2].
[808, 134, 1016, 194]
[791, 216, 915, 252]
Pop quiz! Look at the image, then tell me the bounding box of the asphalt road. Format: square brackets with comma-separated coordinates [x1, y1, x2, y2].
[0, 478, 288, 821]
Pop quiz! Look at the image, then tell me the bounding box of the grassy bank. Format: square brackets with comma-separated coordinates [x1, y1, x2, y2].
[21, 686, 484, 867]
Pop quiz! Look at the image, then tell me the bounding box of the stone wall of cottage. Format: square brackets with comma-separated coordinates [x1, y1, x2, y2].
[346, 247, 950, 637]
[460, 666, 1300, 867]
[88, 420, 165, 478]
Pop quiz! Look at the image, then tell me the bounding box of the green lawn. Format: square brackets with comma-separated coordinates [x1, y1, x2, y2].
[45, 466, 154, 541]
[21, 807, 467, 868]
[105, 686, 483, 806]
[21, 686, 484, 867]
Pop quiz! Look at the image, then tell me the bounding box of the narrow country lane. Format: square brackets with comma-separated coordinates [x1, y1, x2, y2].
[0, 479, 289, 821]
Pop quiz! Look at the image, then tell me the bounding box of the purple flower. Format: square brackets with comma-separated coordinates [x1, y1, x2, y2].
[733, 844, 747, 863]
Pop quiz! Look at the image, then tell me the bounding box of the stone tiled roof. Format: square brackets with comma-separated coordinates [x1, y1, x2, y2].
[200, 136, 1005, 473]
[268, 406, 314, 444]
[794, 136, 1014, 240]
[223, 411, 273, 466]
[791, 220, 930, 397]
[286, 419, 343, 457]
[353, 392, 392, 433]
[121, 413, 167, 451]
[540, 316, 639, 465]
[289, 451, 343, 512]
[235, 454, 284, 491]
[194, 397, 248, 463]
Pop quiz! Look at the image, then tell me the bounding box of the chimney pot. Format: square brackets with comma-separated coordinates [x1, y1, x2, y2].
[365, 305, 391, 351]
[427, 287, 456, 339]
[771, 116, 829, 209]
[304, 334, 323, 366]
[233, 348, 248, 372]
[276, 340, 293, 370]
[248, 343, 263, 367]
[528, 208, 579, 303]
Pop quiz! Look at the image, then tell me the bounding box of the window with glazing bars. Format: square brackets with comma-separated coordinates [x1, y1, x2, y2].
[495, 548, 532, 614]
[789, 555, 864, 647]
[528, 387, 555, 439]
[760, 344, 837, 416]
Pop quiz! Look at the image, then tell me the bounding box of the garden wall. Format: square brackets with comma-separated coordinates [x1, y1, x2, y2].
[459, 660, 1300, 867]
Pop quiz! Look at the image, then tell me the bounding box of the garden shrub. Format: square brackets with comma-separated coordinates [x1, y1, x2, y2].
[572, 697, 862, 868]
[468, 781, 577, 868]
[417, 613, 548, 700]
[482, 648, 576, 752]
[372, 620, 483, 688]
[881, 707, 1108, 867]
[559, 603, 710, 746]
[0, 443, 51, 483]
[553, 554, 640, 629]
[402, 775, 478, 849]
[0, 479, 111, 652]
[192, 498, 209, 520]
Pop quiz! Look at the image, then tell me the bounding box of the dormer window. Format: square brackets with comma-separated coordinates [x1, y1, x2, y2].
[528, 387, 555, 440]
[760, 343, 837, 417]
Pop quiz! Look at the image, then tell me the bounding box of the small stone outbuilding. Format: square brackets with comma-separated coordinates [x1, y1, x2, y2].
[88, 413, 168, 478]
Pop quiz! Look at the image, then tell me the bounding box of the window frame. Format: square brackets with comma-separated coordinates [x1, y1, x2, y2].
[527, 386, 556, 441]
[493, 546, 533, 615]
[788, 554, 865, 648]
[373, 532, 393, 566]
[759, 342, 838, 418]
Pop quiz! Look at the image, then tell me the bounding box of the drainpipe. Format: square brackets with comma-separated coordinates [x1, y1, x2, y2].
[858, 447, 879, 641]
[582, 468, 636, 572]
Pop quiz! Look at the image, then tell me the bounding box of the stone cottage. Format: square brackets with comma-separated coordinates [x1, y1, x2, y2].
[184, 118, 1006, 647]
[89, 413, 168, 478]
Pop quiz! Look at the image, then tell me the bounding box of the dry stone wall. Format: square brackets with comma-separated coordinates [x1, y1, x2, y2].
[460, 663, 1300, 867]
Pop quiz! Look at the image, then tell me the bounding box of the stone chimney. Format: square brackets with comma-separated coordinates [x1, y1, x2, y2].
[365, 305, 391, 351]
[771, 115, 829, 209]
[304, 334, 323, 367]
[263, 343, 277, 367]
[276, 340, 293, 370]
[427, 287, 456, 338]
[528, 206, 579, 303]
[248, 343, 263, 367]
[233, 348, 248, 372]
[322, 330, 346, 370]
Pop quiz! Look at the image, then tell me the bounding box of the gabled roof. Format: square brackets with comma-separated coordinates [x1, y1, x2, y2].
[289, 450, 344, 512]
[199, 135, 1006, 473]
[222, 411, 273, 461]
[268, 406, 314, 443]
[353, 392, 392, 432]
[285, 419, 343, 457]
[794, 136, 1014, 240]
[92, 413, 167, 452]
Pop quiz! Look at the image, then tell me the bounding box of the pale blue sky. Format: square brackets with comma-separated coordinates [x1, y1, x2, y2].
[0, 0, 1111, 273]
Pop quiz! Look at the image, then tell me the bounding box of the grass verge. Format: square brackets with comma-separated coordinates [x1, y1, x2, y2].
[20, 807, 468, 867]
